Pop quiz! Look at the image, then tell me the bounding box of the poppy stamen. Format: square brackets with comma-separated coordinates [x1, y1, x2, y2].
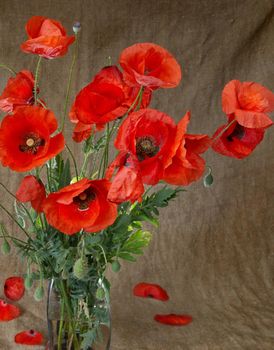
[227, 124, 245, 142]
[74, 189, 96, 211]
[136, 136, 159, 161]
[19, 133, 45, 155]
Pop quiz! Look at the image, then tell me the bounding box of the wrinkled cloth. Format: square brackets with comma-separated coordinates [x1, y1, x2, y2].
[0, 0, 273, 349]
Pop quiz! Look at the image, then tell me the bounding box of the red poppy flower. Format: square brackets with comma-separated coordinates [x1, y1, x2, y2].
[4, 276, 25, 301]
[70, 65, 151, 142]
[163, 112, 211, 186]
[21, 16, 75, 59]
[211, 117, 266, 159]
[16, 176, 46, 212]
[106, 152, 144, 203]
[115, 109, 177, 185]
[222, 80, 274, 129]
[0, 106, 65, 172]
[0, 71, 36, 113]
[119, 43, 182, 90]
[133, 283, 169, 301]
[0, 299, 21, 321]
[154, 314, 192, 326]
[15, 330, 43, 345]
[42, 178, 118, 235]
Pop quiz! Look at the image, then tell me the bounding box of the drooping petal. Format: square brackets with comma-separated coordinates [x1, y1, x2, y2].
[0, 299, 21, 321]
[234, 109, 273, 129]
[154, 313, 192, 326]
[4, 277, 25, 301]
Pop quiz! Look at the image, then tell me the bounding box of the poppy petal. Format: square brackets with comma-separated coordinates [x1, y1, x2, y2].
[133, 282, 169, 301]
[0, 299, 21, 321]
[234, 109, 273, 129]
[4, 276, 25, 301]
[154, 314, 192, 326]
[222, 80, 241, 115]
[15, 329, 43, 345]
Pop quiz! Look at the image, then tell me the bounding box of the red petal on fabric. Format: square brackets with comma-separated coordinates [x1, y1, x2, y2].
[154, 314, 192, 326]
[234, 109, 273, 129]
[120, 43, 182, 89]
[133, 283, 169, 301]
[4, 277, 25, 301]
[0, 299, 21, 321]
[238, 81, 274, 113]
[15, 330, 43, 345]
[222, 80, 241, 115]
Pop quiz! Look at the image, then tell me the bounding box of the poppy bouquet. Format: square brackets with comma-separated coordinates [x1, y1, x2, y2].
[0, 16, 273, 350]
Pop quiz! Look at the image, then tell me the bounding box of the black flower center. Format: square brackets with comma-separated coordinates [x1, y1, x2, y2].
[73, 189, 96, 211]
[227, 124, 245, 142]
[19, 133, 45, 154]
[136, 136, 159, 161]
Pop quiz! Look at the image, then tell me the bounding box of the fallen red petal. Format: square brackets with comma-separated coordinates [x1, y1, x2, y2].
[154, 313, 192, 326]
[0, 299, 21, 321]
[4, 276, 25, 301]
[133, 282, 169, 301]
[15, 329, 44, 345]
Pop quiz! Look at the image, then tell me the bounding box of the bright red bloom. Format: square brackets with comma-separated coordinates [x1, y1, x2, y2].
[21, 16, 75, 59]
[106, 152, 144, 203]
[133, 283, 169, 301]
[0, 71, 36, 113]
[70, 65, 151, 142]
[222, 80, 274, 129]
[42, 178, 118, 235]
[0, 106, 64, 172]
[15, 330, 43, 345]
[0, 299, 21, 321]
[119, 43, 182, 89]
[4, 277, 25, 301]
[16, 175, 46, 212]
[211, 117, 265, 159]
[154, 314, 192, 326]
[115, 109, 177, 185]
[163, 112, 211, 186]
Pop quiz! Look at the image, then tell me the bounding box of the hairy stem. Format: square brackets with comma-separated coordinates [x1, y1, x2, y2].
[34, 56, 42, 105]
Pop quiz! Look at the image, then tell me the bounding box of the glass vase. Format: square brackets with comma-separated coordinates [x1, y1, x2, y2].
[46, 278, 111, 350]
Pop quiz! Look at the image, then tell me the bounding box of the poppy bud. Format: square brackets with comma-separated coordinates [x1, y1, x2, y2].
[111, 260, 121, 273]
[203, 167, 214, 187]
[34, 285, 44, 302]
[24, 276, 33, 290]
[96, 287, 105, 300]
[73, 258, 88, 280]
[1, 240, 11, 255]
[73, 22, 81, 34]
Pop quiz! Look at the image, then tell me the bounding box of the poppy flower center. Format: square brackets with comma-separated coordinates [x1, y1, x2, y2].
[227, 124, 245, 142]
[73, 189, 96, 211]
[19, 133, 45, 155]
[136, 136, 159, 161]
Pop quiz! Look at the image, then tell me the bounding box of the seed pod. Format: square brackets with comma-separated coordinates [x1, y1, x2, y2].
[111, 260, 121, 273]
[1, 240, 11, 255]
[73, 258, 88, 280]
[96, 287, 105, 301]
[203, 173, 214, 187]
[34, 285, 44, 302]
[24, 276, 33, 290]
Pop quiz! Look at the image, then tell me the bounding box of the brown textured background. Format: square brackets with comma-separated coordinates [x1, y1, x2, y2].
[0, 0, 274, 349]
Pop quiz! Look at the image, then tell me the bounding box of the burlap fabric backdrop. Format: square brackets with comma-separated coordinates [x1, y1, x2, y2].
[0, 0, 273, 349]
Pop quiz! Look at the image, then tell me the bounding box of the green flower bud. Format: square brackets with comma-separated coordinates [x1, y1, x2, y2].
[96, 287, 105, 300]
[1, 240, 11, 255]
[203, 173, 214, 187]
[34, 285, 44, 302]
[73, 22, 81, 34]
[73, 258, 88, 280]
[111, 260, 121, 273]
[24, 275, 33, 290]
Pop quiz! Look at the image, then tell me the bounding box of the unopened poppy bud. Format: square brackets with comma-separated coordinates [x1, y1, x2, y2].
[73, 258, 88, 280]
[1, 240, 11, 254]
[203, 167, 214, 187]
[73, 22, 81, 34]
[111, 260, 121, 272]
[96, 287, 105, 300]
[34, 285, 44, 302]
[24, 276, 33, 290]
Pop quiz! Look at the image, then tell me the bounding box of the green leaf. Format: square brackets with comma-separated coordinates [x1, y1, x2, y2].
[59, 158, 71, 188]
[118, 252, 136, 262]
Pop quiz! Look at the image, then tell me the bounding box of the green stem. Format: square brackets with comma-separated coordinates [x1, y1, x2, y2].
[34, 56, 42, 105]
[37, 98, 47, 109]
[57, 298, 65, 350]
[0, 203, 32, 240]
[80, 151, 91, 178]
[0, 64, 17, 75]
[212, 119, 236, 143]
[60, 34, 79, 132]
[65, 144, 79, 180]
[0, 234, 27, 245]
